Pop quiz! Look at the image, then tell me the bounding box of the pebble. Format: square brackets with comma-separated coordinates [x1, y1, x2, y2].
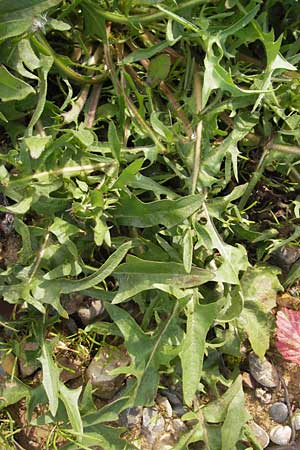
[119, 407, 143, 428]
[255, 388, 272, 404]
[142, 407, 165, 447]
[248, 352, 279, 388]
[271, 246, 300, 272]
[157, 395, 173, 418]
[62, 293, 84, 315]
[269, 402, 288, 423]
[248, 421, 269, 449]
[78, 299, 104, 326]
[86, 345, 130, 399]
[173, 406, 186, 417]
[269, 425, 292, 446]
[57, 355, 82, 383]
[160, 390, 182, 407]
[64, 317, 78, 334]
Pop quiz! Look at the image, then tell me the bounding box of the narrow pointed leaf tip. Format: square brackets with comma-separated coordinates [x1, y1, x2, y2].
[276, 307, 300, 363]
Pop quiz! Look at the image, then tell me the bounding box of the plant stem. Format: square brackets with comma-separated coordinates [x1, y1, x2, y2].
[103, 38, 167, 154]
[7, 162, 116, 187]
[238, 147, 270, 210]
[86, 84, 102, 128]
[84, 0, 211, 25]
[31, 33, 107, 85]
[191, 68, 203, 194]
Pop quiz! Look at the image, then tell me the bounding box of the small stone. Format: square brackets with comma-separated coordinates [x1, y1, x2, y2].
[64, 318, 78, 334]
[119, 407, 143, 429]
[157, 395, 173, 418]
[173, 406, 186, 417]
[248, 421, 269, 449]
[270, 425, 292, 446]
[57, 355, 82, 383]
[86, 345, 130, 400]
[62, 293, 85, 315]
[78, 299, 104, 326]
[160, 390, 182, 407]
[255, 388, 272, 404]
[142, 408, 165, 446]
[271, 246, 300, 272]
[292, 410, 300, 430]
[249, 352, 279, 388]
[269, 402, 288, 423]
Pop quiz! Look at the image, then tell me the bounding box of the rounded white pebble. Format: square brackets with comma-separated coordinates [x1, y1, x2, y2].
[269, 425, 292, 445]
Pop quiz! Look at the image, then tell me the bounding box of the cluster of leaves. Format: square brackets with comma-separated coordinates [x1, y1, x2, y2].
[0, 0, 300, 448]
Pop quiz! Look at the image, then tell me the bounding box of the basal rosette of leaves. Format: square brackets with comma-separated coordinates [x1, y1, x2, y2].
[0, 0, 299, 448]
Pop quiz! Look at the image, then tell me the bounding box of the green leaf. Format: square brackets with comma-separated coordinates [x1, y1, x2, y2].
[203, 204, 249, 285]
[221, 382, 249, 450]
[236, 265, 282, 358]
[27, 55, 53, 135]
[82, 1, 107, 40]
[0, 377, 31, 410]
[148, 54, 171, 83]
[38, 340, 61, 416]
[60, 425, 138, 450]
[34, 241, 132, 309]
[71, 125, 94, 147]
[0, 66, 34, 101]
[112, 255, 214, 304]
[203, 375, 243, 423]
[114, 193, 205, 229]
[238, 303, 272, 360]
[59, 382, 83, 438]
[1, 196, 32, 214]
[0, 0, 62, 40]
[24, 136, 52, 159]
[180, 292, 220, 406]
[49, 217, 82, 244]
[106, 302, 181, 405]
[108, 121, 121, 162]
[123, 41, 173, 64]
[150, 111, 174, 142]
[240, 265, 283, 312]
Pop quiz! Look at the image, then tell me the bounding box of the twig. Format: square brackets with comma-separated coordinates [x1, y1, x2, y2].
[191, 68, 203, 194]
[280, 376, 296, 443]
[86, 84, 102, 128]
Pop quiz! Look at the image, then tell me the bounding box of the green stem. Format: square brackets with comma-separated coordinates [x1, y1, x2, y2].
[83, 0, 211, 24]
[31, 33, 107, 85]
[7, 162, 116, 187]
[238, 148, 270, 210]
